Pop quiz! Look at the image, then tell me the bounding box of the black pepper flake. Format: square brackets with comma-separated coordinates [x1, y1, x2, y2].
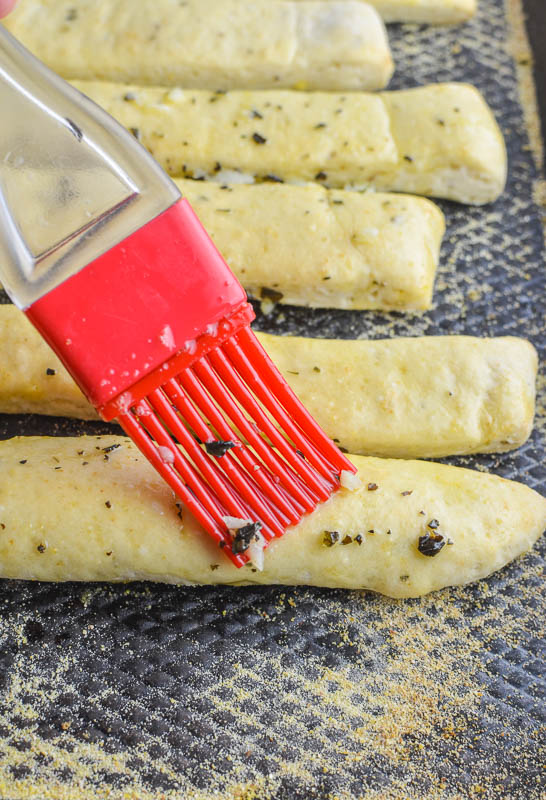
[105, 501, 112, 509]
[130, 127, 141, 141]
[401, 490, 413, 496]
[322, 276, 331, 281]
[82, 462, 88, 466]
[65, 118, 83, 141]
[77, 450, 84, 456]
[400, 574, 410, 582]
[315, 171, 327, 181]
[205, 440, 236, 457]
[314, 122, 327, 129]
[37, 544, 46, 553]
[210, 564, 220, 571]
[232, 521, 263, 554]
[386, 529, 392, 535]
[106, 551, 112, 556]
[419, 510, 426, 516]
[418, 531, 446, 557]
[103, 444, 121, 454]
[332, 199, 344, 205]
[66, 8, 78, 21]
[367, 483, 378, 491]
[427, 519, 440, 530]
[313, 366, 321, 373]
[263, 174, 284, 183]
[339, 447, 349, 454]
[436, 118, 445, 126]
[19, 460, 27, 465]
[175, 502, 183, 520]
[354, 534, 363, 545]
[46, 368, 56, 376]
[323, 530, 340, 548]
[368, 529, 374, 534]
[403, 155, 413, 162]
[213, 161, 222, 173]
[123, 92, 136, 102]
[287, 370, 299, 376]
[0, 523, 4, 530]
[252, 133, 267, 145]
[341, 535, 352, 545]
[260, 286, 284, 303]
[250, 109, 263, 119]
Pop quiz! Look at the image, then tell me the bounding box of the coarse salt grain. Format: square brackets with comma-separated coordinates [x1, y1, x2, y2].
[340, 470, 362, 491]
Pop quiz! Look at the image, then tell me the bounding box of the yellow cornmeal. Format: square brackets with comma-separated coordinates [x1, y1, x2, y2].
[71, 81, 507, 205]
[3, 0, 393, 91]
[0, 435, 544, 597]
[0, 307, 537, 458]
[0, 548, 544, 799]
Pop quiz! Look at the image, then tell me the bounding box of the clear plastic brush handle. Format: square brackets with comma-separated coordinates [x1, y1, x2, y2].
[0, 25, 179, 309]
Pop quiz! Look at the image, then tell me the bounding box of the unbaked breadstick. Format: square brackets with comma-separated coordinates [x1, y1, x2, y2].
[72, 81, 506, 205]
[4, 0, 393, 91]
[0, 436, 543, 598]
[0, 308, 536, 459]
[290, 0, 476, 24]
[178, 180, 445, 311]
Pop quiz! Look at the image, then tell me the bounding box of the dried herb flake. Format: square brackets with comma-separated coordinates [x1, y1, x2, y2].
[205, 440, 236, 457]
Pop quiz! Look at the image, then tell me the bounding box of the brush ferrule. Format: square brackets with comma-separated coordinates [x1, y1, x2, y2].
[25, 198, 249, 410]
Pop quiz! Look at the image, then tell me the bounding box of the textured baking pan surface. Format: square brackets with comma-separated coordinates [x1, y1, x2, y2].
[0, 1, 544, 798]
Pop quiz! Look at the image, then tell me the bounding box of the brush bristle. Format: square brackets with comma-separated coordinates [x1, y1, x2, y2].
[116, 327, 354, 567]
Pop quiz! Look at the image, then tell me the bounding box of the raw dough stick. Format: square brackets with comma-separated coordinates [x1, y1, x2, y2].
[72, 81, 507, 205]
[0, 308, 536, 459]
[3, 0, 393, 92]
[0, 436, 543, 598]
[290, 0, 476, 25]
[177, 180, 445, 311]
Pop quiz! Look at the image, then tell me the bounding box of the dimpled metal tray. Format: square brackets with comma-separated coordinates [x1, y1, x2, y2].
[0, 1, 544, 797]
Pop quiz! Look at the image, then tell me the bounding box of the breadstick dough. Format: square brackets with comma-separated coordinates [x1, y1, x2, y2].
[178, 180, 444, 311]
[4, 0, 393, 91]
[71, 81, 507, 205]
[0, 308, 536, 459]
[0, 436, 543, 598]
[292, 0, 477, 25]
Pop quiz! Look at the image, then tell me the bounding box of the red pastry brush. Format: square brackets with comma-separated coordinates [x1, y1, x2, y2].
[0, 27, 355, 566]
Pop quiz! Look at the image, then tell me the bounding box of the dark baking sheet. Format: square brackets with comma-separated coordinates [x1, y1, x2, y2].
[0, 1, 545, 798]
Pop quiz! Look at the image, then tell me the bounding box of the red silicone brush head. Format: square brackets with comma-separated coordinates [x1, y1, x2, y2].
[26, 199, 355, 567]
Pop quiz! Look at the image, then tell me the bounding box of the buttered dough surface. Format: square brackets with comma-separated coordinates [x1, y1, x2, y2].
[0, 436, 543, 598]
[287, 0, 476, 24]
[178, 180, 444, 311]
[71, 81, 506, 205]
[3, 0, 393, 91]
[0, 308, 536, 459]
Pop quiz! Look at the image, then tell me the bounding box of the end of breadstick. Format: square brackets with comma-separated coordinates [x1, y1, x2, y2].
[380, 83, 507, 204]
[373, 0, 477, 25]
[294, 1, 394, 90]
